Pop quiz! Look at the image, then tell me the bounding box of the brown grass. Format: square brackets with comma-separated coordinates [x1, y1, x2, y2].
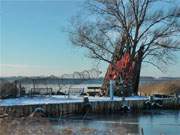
[0, 117, 131, 135]
[0, 117, 58, 135]
[139, 80, 180, 96]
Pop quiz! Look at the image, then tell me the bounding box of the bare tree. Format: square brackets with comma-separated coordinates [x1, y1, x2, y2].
[69, 0, 180, 96]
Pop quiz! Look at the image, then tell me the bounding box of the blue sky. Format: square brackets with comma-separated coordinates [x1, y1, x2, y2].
[1, 0, 180, 77]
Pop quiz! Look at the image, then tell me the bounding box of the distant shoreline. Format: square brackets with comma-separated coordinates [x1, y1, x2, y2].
[1, 76, 180, 84]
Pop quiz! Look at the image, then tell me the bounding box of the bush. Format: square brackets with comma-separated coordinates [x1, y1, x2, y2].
[0, 82, 18, 99]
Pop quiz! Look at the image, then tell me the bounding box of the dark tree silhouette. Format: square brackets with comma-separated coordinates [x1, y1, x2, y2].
[69, 0, 180, 96]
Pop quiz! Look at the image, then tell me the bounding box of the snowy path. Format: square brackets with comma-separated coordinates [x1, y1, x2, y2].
[0, 96, 148, 106]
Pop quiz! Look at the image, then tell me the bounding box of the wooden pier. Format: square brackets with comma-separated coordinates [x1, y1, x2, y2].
[0, 97, 179, 118]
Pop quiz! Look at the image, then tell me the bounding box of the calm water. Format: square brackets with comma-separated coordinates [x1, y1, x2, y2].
[51, 110, 180, 135]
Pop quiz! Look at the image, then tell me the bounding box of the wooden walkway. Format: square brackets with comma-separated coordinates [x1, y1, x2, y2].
[0, 96, 179, 117]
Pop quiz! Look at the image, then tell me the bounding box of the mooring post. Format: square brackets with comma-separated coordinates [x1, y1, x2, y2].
[110, 80, 114, 100]
[141, 128, 144, 135]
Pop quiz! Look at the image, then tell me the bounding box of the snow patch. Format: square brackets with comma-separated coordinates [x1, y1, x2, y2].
[0, 96, 148, 106]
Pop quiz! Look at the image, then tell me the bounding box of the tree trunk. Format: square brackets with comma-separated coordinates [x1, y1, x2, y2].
[133, 46, 144, 95]
[113, 59, 142, 96]
[133, 58, 143, 95]
[102, 47, 144, 97]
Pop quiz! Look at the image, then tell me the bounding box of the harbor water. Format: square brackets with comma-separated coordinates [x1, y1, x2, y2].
[51, 110, 180, 135]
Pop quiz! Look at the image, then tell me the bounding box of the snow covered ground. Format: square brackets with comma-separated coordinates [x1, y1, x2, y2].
[0, 96, 148, 106]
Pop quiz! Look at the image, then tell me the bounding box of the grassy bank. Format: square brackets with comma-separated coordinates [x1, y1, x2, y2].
[139, 80, 180, 96]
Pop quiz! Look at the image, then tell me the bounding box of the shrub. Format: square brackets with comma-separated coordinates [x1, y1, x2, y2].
[0, 82, 18, 99]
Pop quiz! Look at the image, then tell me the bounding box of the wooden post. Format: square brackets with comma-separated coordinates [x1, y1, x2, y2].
[141, 128, 144, 135]
[110, 80, 114, 100]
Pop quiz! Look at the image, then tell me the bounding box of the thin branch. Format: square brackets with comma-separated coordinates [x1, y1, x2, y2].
[143, 60, 164, 72]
